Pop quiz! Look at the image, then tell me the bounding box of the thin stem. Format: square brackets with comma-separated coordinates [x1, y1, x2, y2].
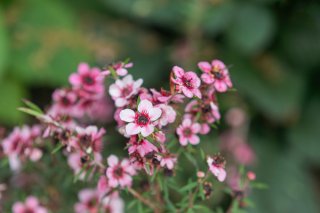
[127, 187, 160, 212]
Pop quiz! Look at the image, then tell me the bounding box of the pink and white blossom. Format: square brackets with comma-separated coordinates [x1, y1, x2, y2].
[207, 155, 227, 182]
[171, 66, 201, 98]
[128, 136, 158, 157]
[74, 189, 99, 213]
[198, 60, 232, 92]
[109, 75, 143, 107]
[157, 155, 177, 170]
[102, 61, 133, 77]
[156, 104, 176, 127]
[119, 99, 162, 137]
[176, 119, 201, 146]
[69, 63, 105, 97]
[13, 196, 48, 213]
[106, 155, 136, 188]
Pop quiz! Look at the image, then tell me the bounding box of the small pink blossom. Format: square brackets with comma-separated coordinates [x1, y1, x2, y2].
[69, 63, 105, 97]
[150, 88, 184, 104]
[198, 60, 232, 92]
[102, 61, 133, 77]
[50, 89, 79, 117]
[101, 194, 124, 213]
[128, 136, 158, 157]
[156, 104, 176, 127]
[157, 155, 177, 170]
[109, 75, 143, 107]
[119, 99, 162, 137]
[106, 155, 136, 188]
[74, 126, 106, 153]
[13, 196, 48, 213]
[207, 155, 227, 182]
[247, 171, 256, 181]
[74, 189, 99, 213]
[171, 66, 201, 98]
[176, 118, 201, 146]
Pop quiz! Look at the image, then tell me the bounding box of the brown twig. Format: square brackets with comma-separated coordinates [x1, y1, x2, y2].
[127, 187, 161, 212]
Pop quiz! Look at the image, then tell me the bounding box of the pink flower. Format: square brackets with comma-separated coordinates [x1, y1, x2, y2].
[106, 155, 136, 188]
[156, 104, 176, 127]
[74, 189, 99, 213]
[119, 99, 162, 137]
[176, 118, 201, 146]
[171, 66, 201, 98]
[157, 155, 177, 170]
[247, 171, 256, 181]
[50, 89, 80, 117]
[74, 126, 106, 153]
[101, 194, 124, 213]
[2, 126, 42, 170]
[13, 196, 48, 213]
[109, 75, 143, 107]
[69, 63, 104, 97]
[150, 88, 184, 104]
[102, 61, 133, 77]
[207, 155, 227, 182]
[198, 60, 232, 92]
[128, 136, 158, 157]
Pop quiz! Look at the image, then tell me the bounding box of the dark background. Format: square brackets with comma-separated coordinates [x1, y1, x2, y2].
[0, 0, 320, 212]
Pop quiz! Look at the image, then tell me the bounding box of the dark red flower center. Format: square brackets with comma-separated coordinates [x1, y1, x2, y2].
[113, 166, 124, 178]
[121, 86, 133, 97]
[24, 209, 35, 213]
[61, 97, 71, 106]
[183, 128, 193, 137]
[135, 111, 150, 126]
[182, 77, 194, 89]
[83, 75, 95, 85]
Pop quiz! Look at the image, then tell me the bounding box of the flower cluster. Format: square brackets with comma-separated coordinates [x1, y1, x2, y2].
[0, 58, 258, 213]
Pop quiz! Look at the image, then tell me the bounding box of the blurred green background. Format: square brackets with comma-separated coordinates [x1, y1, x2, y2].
[0, 0, 320, 212]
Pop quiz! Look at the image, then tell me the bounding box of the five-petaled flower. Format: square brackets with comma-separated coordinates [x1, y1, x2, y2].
[198, 59, 232, 92]
[119, 99, 162, 137]
[106, 155, 136, 188]
[171, 66, 202, 98]
[13, 196, 48, 213]
[207, 155, 227, 182]
[176, 118, 201, 146]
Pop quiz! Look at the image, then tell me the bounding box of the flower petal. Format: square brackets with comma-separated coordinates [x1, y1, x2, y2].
[107, 155, 119, 167]
[138, 99, 153, 113]
[141, 125, 154, 137]
[125, 123, 141, 135]
[149, 107, 162, 121]
[119, 109, 135, 122]
[198, 61, 212, 73]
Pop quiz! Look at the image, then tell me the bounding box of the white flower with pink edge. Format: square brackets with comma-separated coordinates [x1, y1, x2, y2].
[207, 155, 227, 182]
[176, 118, 201, 146]
[106, 155, 136, 188]
[12, 196, 48, 213]
[109, 75, 143, 107]
[119, 99, 162, 137]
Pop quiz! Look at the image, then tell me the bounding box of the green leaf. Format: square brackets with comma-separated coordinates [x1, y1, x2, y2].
[18, 107, 43, 118]
[179, 181, 198, 193]
[51, 143, 64, 154]
[193, 205, 213, 213]
[22, 99, 43, 113]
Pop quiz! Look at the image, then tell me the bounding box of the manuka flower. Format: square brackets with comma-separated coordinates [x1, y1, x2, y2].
[171, 66, 202, 98]
[69, 63, 105, 97]
[207, 155, 227, 182]
[13, 196, 48, 213]
[106, 155, 136, 188]
[102, 61, 133, 77]
[119, 99, 162, 137]
[198, 59, 232, 92]
[128, 136, 158, 157]
[109, 75, 143, 107]
[176, 118, 201, 146]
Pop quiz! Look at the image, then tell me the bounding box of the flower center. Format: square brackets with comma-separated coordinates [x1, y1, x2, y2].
[135, 111, 150, 126]
[121, 86, 133, 97]
[83, 75, 95, 85]
[211, 66, 224, 80]
[24, 209, 35, 213]
[113, 166, 124, 178]
[183, 128, 193, 137]
[61, 97, 71, 106]
[182, 76, 194, 89]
